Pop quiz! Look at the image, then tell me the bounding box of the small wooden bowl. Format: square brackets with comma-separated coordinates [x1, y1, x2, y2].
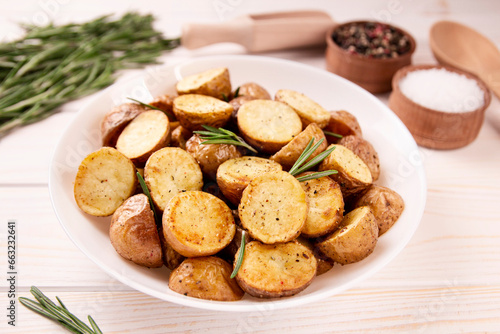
[325, 21, 416, 94]
[388, 64, 491, 149]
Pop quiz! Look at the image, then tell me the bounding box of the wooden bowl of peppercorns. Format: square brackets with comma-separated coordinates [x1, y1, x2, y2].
[325, 21, 416, 94]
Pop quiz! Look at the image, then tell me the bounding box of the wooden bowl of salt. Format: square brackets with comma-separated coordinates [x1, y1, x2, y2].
[388, 64, 491, 149]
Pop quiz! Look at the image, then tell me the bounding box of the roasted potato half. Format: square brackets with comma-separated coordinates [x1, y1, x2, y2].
[101, 103, 147, 147]
[173, 94, 233, 131]
[236, 82, 271, 100]
[235, 241, 317, 298]
[176, 67, 231, 100]
[316, 206, 378, 265]
[338, 135, 380, 181]
[216, 156, 283, 205]
[185, 134, 243, 180]
[163, 191, 236, 257]
[116, 110, 170, 166]
[169, 256, 244, 301]
[109, 194, 163, 268]
[144, 147, 203, 211]
[296, 236, 334, 276]
[354, 185, 404, 235]
[74, 147, 137, 217]
[237, 100, 302, 154]
[270, 123, 328, 171]
[318, 144, 373, 198]
[239, 171, 307, 244]
[275, 89, 330, 129]
[324, 110, 363, 143]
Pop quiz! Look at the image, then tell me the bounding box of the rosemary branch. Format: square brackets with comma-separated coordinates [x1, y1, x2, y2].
[137, 172, 160, 226]
[289, 138, 337, 181]
[230, 231, 246, 279]
[193, 125, 258, 153]
[127, 97, 176, 121]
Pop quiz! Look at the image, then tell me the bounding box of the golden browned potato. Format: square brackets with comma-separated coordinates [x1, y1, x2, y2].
[176, 67, 231, 100]
[185, 134, 243, 180]
[144, 147, 203, 211]
[236, 82, 271, 100]
[115, 110, 170, 166]
[148, 94, 175, 120]
[298, 173, 344, 238]
[316, 206, 378, 265]
[295, 236, 334, 276]
[163, 191, 236, 257]
[170, 125, 192, 150]
[235, 241, 317, 298]
[338, 135, 380, 181]
[216, 156, 283, 205]
[237, 100, 302, 154]
[109, 194, 163, 268]
[101, 103, 147, 147]
[169, 256, 244, 301]
[324, 110, 363, 143]
[270, 123, 328, 171]
[318, 144, 373, 198]
[353, 185, 404, 235]
[239, 171, 307, 244]
[74, 147, 137, 217]
[275, 89, 331, 129]
[173, 94, 233, 131]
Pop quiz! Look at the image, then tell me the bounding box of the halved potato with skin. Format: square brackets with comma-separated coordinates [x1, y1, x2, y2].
[170, 125, 192, 150]
[100, 103, 147, 147]
[163, 191, 236, 257]
[316, 206, 378, 265]
[324, 110, 362, 143]
[169, 256, 244, 301]
[144, 147, 203, 211]
[237, 100, 302, 154]
[235, 241, 317, 298]
[176, 67, 231, 100]
[275, 89, 330, 129]
[338, 135, 380, 181]
[216, 156, 283, 205]
[296, 236, 334, 276]
[173, 94, 233, 131]
[239, 170, 307, 244]
[109, 194, 163, 268]
[74, 147, 137, 217]
[116, 110, 170, 166]
[236, 82, 271, 100]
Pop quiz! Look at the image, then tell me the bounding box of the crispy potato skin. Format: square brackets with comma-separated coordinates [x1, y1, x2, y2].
[338, 135, 380, 181]
[163, 191, 236, 257]
[354, 185, 404, 235]
[169, 256, 244, 301]
[148, 94, 175, 120]
[109, 194, 163, 268]
[324, 110, 363, 143]
[176, 67, 232, 100]
[185, 134, 243, 180]
[173, 94, 234, 131]
[270, 123, 328, 171]
[239, 171, 307, 244]
[275, 89, 330, 129]
[235, 241, 317, 298]
[101, 103, 147, 147]
[216, 156, 283, 206]
[74, 147, 137, 217]
[236, 82, 271, 100]
[316, 206, 378, 265]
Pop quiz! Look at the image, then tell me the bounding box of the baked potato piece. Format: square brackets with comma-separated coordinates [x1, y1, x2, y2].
[235, 241, 317, 298]
[185, 134, 243, 180]
[318, 144, 373, 198]
[275, 89, 330, 129]
[169, 256, 244, 301]
[296, 236, 334, 276]
[173, 94, 233, 131]
[338, 135, 380, 181]
[170, 125, 192, 150]
[101, 103, 147, 147]
[236, 82, 271, 100]
[324, 110, 363, 143]
[148, 94, 176, 121]
[216, 156, 283, 206]
[116, 110, 170, 166]
[176, 67, 231, 100]
[298, 173, 344, 238]
[163, 191, 236, 257]
[144, 147, 203, 211]
[74, 147, 137, 217]
[239, 171, 307, 244]
[316, 206, 378, 265]
[353, 185, 404, 235]
[237, 100, 302, 154]
[270, 123, 328, 171]
[109, 194, 163, 268]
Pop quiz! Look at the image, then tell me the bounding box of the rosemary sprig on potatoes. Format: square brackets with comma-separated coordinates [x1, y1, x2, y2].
[230, 231, 246, 278]
[289, 138, 338, 181]
[127, 97, 176, 120]
[194, 125, 258, 153]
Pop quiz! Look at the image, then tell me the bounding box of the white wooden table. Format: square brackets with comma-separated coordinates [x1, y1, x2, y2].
[1, 1, 500, 333]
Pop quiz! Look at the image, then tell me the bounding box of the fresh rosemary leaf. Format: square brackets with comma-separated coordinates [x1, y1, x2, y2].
[127, 97, 176, 120]
[136, 172, 160, 226]
[323, 130, 343, 139]
[233, 86, 241, 98]
[289, 138, 324, 176]
[288, 138, 338, 181]
[292, 145, 336, 176]
[295, 170, 338, 182]
[194, 125, 258, 153]
[230, 231, 246, 279]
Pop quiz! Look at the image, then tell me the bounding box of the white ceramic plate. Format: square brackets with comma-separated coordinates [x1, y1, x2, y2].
[49, 55, 426, 312]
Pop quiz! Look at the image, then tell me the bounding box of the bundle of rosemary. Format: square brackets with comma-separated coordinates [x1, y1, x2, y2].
[0, 12, 180, 137]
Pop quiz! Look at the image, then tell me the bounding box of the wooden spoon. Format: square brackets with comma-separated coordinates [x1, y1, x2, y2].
[429, 20, 500, 99]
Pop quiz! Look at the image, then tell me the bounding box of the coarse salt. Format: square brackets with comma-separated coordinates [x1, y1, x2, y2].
[399, 68, 484, 113]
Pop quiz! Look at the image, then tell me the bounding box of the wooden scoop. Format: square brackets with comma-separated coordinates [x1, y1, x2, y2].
[429, 20, 500, 99]
[181, 10, 334, 52]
